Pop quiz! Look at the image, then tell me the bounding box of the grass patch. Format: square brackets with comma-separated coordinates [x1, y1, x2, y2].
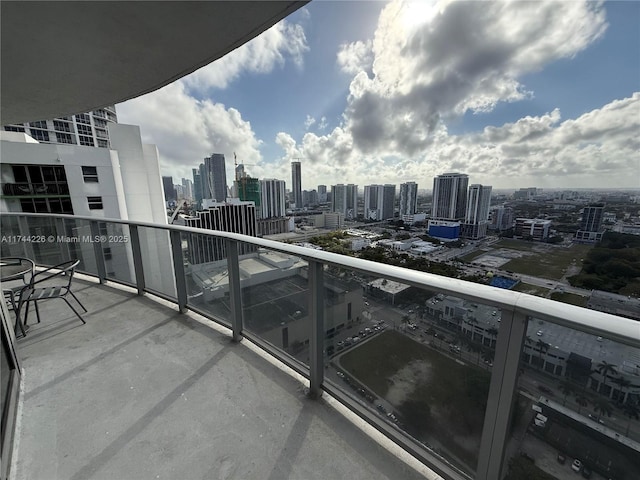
[550, 291, 588, 307]
[512, 282, 550, 297]
[459, 250, 487, 262]
[339, 330, 490, 470]
[494, 239, 540, 252]
[502, 244, 591, 280]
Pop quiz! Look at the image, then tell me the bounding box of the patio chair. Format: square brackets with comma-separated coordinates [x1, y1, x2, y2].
[1, 257, 39, 336]
[16, 259, 87, 328]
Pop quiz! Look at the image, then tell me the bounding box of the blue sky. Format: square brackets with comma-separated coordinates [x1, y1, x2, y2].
[118, 0, 640, 191]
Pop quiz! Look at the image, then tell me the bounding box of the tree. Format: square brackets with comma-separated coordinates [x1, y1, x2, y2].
[593, 398, 613, 422]
[558, 380, 575, 407]
[486, 326, 498, 349]
[595, 361, 618, 398]
[611, 376, 631, 405]
[535, 339, 550, 371]
[575, 393, 589, 415]
[622, 402, 640, 436]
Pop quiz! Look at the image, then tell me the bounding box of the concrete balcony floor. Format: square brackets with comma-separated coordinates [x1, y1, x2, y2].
[10, 278, 433, 480]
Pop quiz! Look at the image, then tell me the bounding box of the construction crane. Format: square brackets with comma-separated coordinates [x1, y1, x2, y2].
[233, 152, 257, 181]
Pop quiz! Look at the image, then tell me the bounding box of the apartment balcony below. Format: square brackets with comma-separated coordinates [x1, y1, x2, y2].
[9, 277, 430, 480]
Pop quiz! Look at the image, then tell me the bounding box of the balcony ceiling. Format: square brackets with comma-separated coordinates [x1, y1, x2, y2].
[1, 1, 308, 124]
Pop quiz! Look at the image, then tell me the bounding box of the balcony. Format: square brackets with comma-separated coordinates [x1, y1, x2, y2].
[1, 183, 70, 198]
[2, 213, 639, 480]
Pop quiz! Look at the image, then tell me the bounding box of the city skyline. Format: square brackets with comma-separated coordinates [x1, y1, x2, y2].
[117, 0, 639, 190]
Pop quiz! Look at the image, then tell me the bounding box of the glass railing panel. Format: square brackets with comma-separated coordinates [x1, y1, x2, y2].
[100, 222, 134, 285]
[0, 215, 26, 258]
[58, 217, 99, 275]
[182, 231, 231, 328]
[238, 244, 310, 367]
[324, 266, 494, 477]
[136, 226, 176, 299]
[502, 316, 640, 480]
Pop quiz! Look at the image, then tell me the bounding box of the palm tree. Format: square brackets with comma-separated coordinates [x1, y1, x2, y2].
[575, 393, 589, 415]
[611, 376, 632, 405]
[622, 402, 640, 436]
[558, 379, 575, 407]
[593, 398, 613, 422]
[536, 339, 550, 371]
[486, 326, 498, 349]
[595, 361, 618, 398]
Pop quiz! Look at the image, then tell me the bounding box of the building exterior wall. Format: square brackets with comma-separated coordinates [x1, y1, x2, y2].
[291, 161, 302, 208]
[331, 184, 357, 220]
[432, 173, 468, 221]
[399, 182, 418, 216]
[260, 178, 286, 219]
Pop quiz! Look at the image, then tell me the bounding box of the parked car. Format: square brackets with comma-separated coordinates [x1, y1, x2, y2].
[557, 453, 566, 464]
[572, 459, 582, 472]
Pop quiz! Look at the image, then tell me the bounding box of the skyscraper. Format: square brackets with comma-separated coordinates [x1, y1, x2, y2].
[462, 184, 492, 239]
[364, 184, 396, 220]
[575, 203, 605, 243]
[3, 106, 118, 148]
[192, 168, 203, 206]
[260, 179, 287, 219]
[202, 153, 228, 202]
[399, 182, 418, 217]
[185, 199, 257, 263]
[162, 176, 177, 203]
[431, 173, 469, 221]
[291, 161, 302, 208]
[331, 184, 358, 219]
[317, 185, 327, 202]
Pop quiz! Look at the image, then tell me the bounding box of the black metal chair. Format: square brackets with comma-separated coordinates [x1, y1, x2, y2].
[1, 257, 39, 336]
[16, 259, 87, 328]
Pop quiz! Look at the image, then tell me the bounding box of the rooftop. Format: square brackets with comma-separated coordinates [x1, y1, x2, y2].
[10, 277, 430, 480]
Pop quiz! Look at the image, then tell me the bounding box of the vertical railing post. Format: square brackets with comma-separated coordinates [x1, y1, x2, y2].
[129, 225, 146, 295]
[308, 260, 325, 399]
[90, 221, 107, 284]
[477, 309, 528, 480]
[170, 230, 187, 313]
[225, 239, 243, 342]
[17, 216, 35, 260]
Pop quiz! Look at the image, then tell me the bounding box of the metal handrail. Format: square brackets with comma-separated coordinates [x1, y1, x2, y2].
[2, 211, 637, 348]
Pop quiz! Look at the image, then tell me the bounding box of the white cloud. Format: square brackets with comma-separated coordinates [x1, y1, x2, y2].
[182, 19, 308, 92]
[336, 40, 374, 75]
[117, 82, 262, 183]
[304, 115, 316, 130]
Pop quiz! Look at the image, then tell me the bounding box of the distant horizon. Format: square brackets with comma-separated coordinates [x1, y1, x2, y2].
[118, 0, 639, 190]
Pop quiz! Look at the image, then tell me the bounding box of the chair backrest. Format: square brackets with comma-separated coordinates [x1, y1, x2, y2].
[29, 259, 80, 290]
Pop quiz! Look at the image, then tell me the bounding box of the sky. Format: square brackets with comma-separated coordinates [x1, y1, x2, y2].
[117, 0, 640, 192]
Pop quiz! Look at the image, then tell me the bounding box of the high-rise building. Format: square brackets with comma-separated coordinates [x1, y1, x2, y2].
[317, 185, 327, 203]
[192, 168, 203, 206]
[181, 178, 193, 201]
[185, 199, 257, 263]
[331, 184, 358, 220]
[399, 182, 418, 216]
[200, 153, 228, 202]
[431, 173, 469, 221]
[575, 203, 605, 243]
[291, 161, 302, 208]
[489, 206, 514, 231]
[364, 184, 396, 221]
[260, 179, 286, 219]
[162, 176, 177, 203]
[462, 184, 492, 239]
[302, 190, 318, 207]
[3, 106, 118, 149]
[235, 176, 261, 210]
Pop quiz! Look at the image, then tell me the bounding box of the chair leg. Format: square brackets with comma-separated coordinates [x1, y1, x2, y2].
[63, 298, 86, 324]
[34, 300, 41, 323]
[24, 301, 30, 326]
[69, 291, 88, 312]
[14, 303, 27, 338]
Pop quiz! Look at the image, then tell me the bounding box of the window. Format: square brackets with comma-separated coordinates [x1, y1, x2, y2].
[30, 129, 50, 142]
[56, 132, 76, 144]
[29, 120, 47, 129]
[82, 166, 99, 183]
[79, 135, 94, 146]
[87, 196, 103, 210]
[77, 123, 93, 136]
[75, 113, 91, 124]
[94, 118, 107, 128]
[103, 247, 112, 260]
[4, 125, 25, 133]
[53, 120, 73, 133]
[97, 139, 109, 148]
